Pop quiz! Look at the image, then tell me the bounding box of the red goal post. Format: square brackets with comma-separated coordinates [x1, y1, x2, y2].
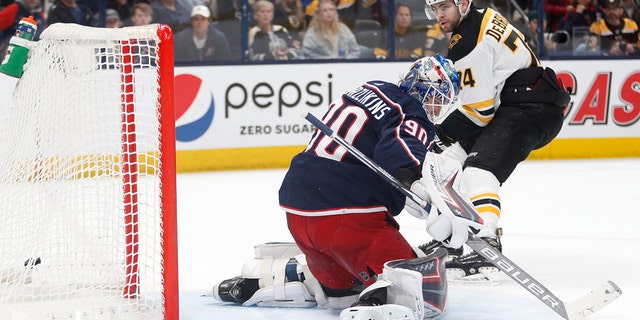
[0, 24, 178, 319]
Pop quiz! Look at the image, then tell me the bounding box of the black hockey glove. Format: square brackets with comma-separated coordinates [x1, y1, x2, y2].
[432, 125, 456, 154]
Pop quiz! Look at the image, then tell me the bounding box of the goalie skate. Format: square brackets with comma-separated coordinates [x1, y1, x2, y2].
[213, 276, 260, 304]
[446, 229, 503, 285]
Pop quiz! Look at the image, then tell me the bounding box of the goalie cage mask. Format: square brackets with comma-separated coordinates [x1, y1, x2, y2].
[399, 54, 460, 123]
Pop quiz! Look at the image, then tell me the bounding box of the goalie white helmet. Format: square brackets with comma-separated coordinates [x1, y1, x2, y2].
[398, 54, 460, 123]
[424, 0, 473, 20]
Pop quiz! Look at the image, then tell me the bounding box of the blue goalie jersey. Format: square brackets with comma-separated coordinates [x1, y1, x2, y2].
[279, 80, 436, 217]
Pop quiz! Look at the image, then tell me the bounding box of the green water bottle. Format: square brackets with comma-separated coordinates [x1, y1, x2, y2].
[0, 16, 38, 78]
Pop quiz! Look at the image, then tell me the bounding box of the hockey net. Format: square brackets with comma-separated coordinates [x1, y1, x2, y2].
[0, 24, 178, 319]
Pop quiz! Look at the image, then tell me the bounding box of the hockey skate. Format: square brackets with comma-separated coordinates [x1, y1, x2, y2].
[446, 228, 503, 284]
[212, 276, 260, 304]
[418, 228, 503, 284]
[418, 239, 462, 261]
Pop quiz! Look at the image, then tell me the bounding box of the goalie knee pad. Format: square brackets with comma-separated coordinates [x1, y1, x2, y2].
[341, 282, 413, 320]
[347, 247, 448, 319]
[384, 247, 448, 319]
[240, 242, 306, 286]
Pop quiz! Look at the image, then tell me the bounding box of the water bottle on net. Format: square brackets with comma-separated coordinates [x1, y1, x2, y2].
[0, 16, 39, 78]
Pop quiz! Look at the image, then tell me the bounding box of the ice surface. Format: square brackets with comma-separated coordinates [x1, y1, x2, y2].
[177, 158, 639, 319]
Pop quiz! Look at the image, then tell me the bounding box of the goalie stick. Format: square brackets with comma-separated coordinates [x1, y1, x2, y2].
[301, 111, 621, 320]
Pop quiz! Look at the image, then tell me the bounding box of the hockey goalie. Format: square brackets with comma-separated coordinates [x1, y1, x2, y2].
[209, 55, 488, 320]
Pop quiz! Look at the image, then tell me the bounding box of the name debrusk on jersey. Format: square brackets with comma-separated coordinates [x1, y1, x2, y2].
[448, 8, 539, 128]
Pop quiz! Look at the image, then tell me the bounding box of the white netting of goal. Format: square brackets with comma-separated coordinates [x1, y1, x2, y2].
[0, 24, 173, 319]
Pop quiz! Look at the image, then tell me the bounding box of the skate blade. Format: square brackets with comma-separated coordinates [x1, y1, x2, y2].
[447, 267, 501, 285]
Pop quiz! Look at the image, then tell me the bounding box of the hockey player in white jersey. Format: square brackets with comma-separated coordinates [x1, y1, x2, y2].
[411, 0, 571, 281]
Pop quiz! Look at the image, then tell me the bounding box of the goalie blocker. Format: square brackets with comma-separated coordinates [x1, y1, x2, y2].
[212, 243, 448, 320]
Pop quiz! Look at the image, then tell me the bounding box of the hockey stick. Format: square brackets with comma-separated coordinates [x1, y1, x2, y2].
[301, 111, 621, 320]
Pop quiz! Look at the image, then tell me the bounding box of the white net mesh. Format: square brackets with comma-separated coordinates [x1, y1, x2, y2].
[0, 24, 174, 319]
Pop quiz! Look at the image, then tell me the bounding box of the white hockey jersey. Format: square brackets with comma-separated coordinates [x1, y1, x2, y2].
[447, 7, 540, 127]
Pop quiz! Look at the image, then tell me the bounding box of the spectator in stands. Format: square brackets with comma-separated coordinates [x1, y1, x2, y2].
[423, 20, 449, 56]
[0, 0, 44, 54]
[47, 0, 95, 26]
[108, 0, 134, 23]
[515, 0, 533, 12]
[545, 0, 574, 31]
[589, 0, 640, 55]
[373, 3, 425, 59]
[301, 0, 314, 10]
[302, 0, 360, 59]
[274, 0, 307, 44]
[77, 0, 98, 14]
[208, 0, 240, 20]
[105, 8, 123, 28]
[98, 8, 123, 68]
[129, 3, 155, 66]
[208, 0, 242, 60]
[126, 2, 153, 26]
[151, 0, 192, 32]
[304, 0, 378, 29]
[621, 0, 640, 25]
[560, 0, 604, 32]
[574, 31, 602, 53]
[525, 10, 558, 53]
[97, 9, 123, 66]
[375, 0, 447, 56]
[181, 0, 205, 9]
[249, 0, 301, 60]
[174, 5, 231, 62]
[372, 0, 427, 26]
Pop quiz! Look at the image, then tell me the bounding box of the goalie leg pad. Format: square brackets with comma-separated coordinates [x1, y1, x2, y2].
[383, 247, 448, 319]
[214, 242, 322, 307]
[345, 248, 448, 319]
[242, 281, 316, 308]
[243, 242, 305, 288]
[253, 242, 303, 259]
[339, 304, 416, 320]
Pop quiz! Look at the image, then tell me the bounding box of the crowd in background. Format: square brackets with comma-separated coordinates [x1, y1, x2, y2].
[0, 0, 639, 64]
